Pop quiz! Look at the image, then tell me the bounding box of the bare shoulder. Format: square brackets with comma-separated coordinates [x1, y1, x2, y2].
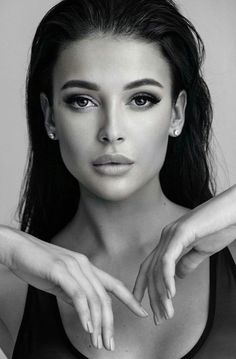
[0, 263, 28, 348]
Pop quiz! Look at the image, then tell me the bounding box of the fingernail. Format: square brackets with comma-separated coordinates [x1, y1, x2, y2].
[97, 334, 103, 349]
[140, 307, 149, 317]
[167, 289, 172, 299]
[110, 337, 115, 351]
[163, 310, 169, 320]
[154, 314, 160, 326]
[86, 320, 93, 333]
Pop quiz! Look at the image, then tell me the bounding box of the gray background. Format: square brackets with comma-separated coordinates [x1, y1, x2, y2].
[0, 0, 236, 226]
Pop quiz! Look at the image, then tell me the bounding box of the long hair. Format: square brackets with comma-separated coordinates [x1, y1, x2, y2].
[17, 0, 215, 241]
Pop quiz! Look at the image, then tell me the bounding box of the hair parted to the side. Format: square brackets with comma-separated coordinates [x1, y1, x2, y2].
[17, 0, 215, 242]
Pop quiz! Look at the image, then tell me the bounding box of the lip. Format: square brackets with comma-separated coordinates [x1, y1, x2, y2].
[92, 163, 134, 176]
[92, 153, 134, 165]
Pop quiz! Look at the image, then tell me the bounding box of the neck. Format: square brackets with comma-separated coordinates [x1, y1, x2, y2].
[67, 176, 178, 257]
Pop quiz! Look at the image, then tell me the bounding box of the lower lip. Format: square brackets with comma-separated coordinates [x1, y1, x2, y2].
[92, 163, 134, 176]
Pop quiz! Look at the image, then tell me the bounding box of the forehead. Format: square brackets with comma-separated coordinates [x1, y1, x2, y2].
[52, 35, 172, 91]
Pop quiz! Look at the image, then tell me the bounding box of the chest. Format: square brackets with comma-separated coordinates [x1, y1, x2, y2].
[57, 257, 210, 359]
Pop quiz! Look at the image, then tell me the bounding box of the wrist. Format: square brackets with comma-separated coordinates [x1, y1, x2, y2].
[0, 225, 20, 269]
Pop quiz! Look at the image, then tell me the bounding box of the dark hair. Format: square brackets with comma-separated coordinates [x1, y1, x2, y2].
[17, 0, 215, 241]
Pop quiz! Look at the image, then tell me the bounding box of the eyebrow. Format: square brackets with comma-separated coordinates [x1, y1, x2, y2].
[61, 78, 164, 91]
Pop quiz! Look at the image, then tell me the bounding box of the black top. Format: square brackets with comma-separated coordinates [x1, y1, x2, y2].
[12, 247, 236, 359]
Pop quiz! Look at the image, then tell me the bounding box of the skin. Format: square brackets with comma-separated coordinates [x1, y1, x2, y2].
[40, 33, 189, 351]
[40, 34, 187, 255]
[0, 33, 234, 356]
[133, 184, 236, 322]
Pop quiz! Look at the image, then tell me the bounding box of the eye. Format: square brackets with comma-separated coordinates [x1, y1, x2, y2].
[63, 95, 97, 110]
[129, 93, 161, 109]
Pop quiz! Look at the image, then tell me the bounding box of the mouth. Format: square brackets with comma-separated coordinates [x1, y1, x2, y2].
[92, 162, 134, 176]
[93, 162, 128, 166]
[92, 153, 134, 166]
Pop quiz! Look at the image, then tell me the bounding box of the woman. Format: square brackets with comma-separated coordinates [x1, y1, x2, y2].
[0, 0, 235, 358]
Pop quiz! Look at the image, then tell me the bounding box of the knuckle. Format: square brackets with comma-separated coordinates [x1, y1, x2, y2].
[90, 294, 101, 308]
[102, 295, 112, 306]
[51, 258, 67, 276]
[65, 256, 80, 269]
[114, 278, 125, 288]
[73, 288, 85, 300]
[92, 308, 102, 325]
[76, 253, 90, 265]
[106, 319, 114, 334]
[77, 303, 90, 317]
[175, 222, 188, 236]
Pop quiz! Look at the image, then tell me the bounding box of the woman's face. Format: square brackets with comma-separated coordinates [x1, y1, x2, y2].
[41, 35, 186, 201]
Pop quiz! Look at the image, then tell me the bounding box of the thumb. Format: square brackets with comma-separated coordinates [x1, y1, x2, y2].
[175, 249, 208, 278]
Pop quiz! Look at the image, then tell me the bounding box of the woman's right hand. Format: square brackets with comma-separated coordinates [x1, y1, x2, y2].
[0, 226, 148, 352]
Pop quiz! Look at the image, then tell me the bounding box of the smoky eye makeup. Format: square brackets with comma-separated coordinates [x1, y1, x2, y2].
[62, 94, 98, 111]
[62, 91, 162, 112]
[129, 92, 161, 109]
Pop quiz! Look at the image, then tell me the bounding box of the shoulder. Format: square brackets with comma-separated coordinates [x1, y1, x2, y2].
[0, 263, 28, 347]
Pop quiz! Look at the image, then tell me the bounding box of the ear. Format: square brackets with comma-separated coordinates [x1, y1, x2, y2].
[40, 93, 58, 140]
[168, 90, 187, 137]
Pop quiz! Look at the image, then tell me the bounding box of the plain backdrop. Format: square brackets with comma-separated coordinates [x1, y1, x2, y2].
[0, 0, 236, 226]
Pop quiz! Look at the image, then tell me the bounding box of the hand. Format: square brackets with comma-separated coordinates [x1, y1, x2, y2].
[0, 226, 148, 352]
[132, 185, 236, 324]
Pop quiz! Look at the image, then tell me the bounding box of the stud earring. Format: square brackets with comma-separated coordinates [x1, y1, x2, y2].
[173, 129, 180, 137]
[48, 132, 56, 140]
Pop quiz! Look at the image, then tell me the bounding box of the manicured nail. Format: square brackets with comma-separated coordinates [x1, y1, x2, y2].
[86, 320, 93, 333]
[154, 314, 160, 326]
[97, 334, 103, 349]
[167, 289, 172, 299]
[163, 310, 169, 320]
[141, 307, 149, 317]
[110, 337, 115, 351]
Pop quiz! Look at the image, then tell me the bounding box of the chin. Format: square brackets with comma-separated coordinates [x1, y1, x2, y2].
[80, 179, 141, 202]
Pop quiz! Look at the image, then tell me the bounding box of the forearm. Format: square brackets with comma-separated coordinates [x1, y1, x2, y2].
[184, 184, 236, 240]
[0, 225, 19, 269]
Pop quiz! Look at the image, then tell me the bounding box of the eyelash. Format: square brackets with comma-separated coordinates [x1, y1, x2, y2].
[63, 92, 161, 111]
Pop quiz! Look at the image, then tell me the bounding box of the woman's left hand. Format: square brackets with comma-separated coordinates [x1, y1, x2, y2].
[132, 184, 236, 325]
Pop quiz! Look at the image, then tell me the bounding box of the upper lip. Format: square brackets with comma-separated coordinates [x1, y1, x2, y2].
[93, 153, 134, 165]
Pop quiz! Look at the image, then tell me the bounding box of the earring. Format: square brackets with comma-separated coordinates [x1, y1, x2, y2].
[48, 132, 56, 140]
[173, 129, 180, 137]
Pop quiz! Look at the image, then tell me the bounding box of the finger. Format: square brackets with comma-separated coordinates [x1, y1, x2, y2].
[55, 263, 93, 335]
[132, 262, 148, 303]
[78, 259, 114, 351]
[159, 297, 174, 322]
[175, 248, 208, 278]
[93, 265, 149, 317]
[147, 273, 164, 325]
[100, 296, 114, 352]
[151, 260, 174, 321]
[158, 289, 175, 320]
[132, 248, 156, 302]
[162, 240, 185, 298]
[65, 259, 103, 349]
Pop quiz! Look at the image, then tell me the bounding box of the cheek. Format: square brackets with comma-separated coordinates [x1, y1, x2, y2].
[136, 110, 171, 170]
[53, 112, 92, 175]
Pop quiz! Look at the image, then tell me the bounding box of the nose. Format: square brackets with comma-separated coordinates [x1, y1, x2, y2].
[97, 107, 125, 144]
